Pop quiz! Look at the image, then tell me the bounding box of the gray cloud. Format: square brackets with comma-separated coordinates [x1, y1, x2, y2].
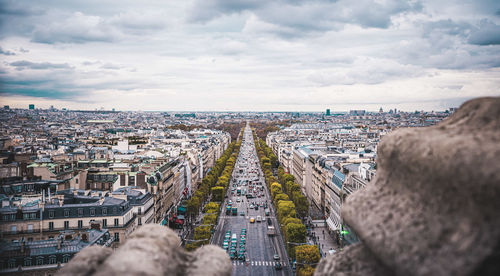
[0, 0, 499, 111]
[10, 60, 73, 70]
[468, 19, 500, 45]
[190, 0, 423, 34]
[0, 46, 16, 55]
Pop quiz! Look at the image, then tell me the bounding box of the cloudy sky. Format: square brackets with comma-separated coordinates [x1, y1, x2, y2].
[0, 0, 499, 111]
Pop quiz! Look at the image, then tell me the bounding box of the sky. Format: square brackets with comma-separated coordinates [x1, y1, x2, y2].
[0, 0, 499, 112]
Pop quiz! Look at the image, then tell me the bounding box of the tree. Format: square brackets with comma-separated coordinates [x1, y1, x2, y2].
[211, 186, 224, 202]
[271, 183, 282, 199]
[187, 196, 201, 218]
[296, 245, 320, 276]
[277, 200, 296, 222]
[293, 192, 309, 218]
[286, 223, 307, 259]
[274, 193, 290, 204]
[204, 202, 220, 213]
[193, 225, 211, 246]
[286, 223, 307, 244]
[297, 265, 315, 276]
[202, 213, 217, 225]
[282, 217, 301, 226]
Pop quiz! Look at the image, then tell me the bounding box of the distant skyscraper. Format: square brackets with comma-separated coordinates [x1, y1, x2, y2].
[29, 104, 35, 110]
[379, 107, 383, 113]
[3, 105, 9, 110]
[326, 109, 331, 116]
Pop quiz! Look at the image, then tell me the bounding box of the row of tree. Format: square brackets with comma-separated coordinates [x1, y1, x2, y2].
[185, 129, 243, 251]
[251, 128, 319, 276]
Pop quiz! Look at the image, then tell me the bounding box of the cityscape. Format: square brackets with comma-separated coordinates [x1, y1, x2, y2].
[1, 1, 500, 276]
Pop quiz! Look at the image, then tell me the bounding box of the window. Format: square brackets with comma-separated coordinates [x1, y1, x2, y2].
[8, 259, 16, 269]
[78, 208, 83, 217]
[10, 225, 16, 234]
[114, 218, 119, 226]
[49, 210, 54, 218]
[64, 221, 69, 229]
[30, 213, 36, 219]
[49, 256, 56, 264]
[36, 257, 44, 266]
[2, 214, 8, 221]
[78, 220, 83, 229]
[64, 209, 70, 218]
[23, 213, 30, 220]
[24, 257, 32, 267]
[102, 208, 107, 215]
[27, 224, 33, 233]
[90, 208, 95, 216]
[10, 214, 15, 221]
[102, 219, 107, 227]
[114, 232, 120, 242]
[138, 218, 142, 225]
[62, 255, 70, 263]
[113, 207, 117, 214]
[49, 222, 54, 230]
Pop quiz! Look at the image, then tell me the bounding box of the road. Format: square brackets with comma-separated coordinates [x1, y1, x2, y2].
[212, 124, 291, 276]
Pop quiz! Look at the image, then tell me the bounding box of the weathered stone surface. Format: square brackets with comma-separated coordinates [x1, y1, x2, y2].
[58, 224, 231, 276]
[315, 243, 393, 276]
[315, 97, 500, 276]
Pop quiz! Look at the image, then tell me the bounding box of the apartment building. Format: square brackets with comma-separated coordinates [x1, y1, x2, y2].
[0, 190, 137, 247]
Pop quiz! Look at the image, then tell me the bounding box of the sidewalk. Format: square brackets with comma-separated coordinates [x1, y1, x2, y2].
[306, 221, 339, 258]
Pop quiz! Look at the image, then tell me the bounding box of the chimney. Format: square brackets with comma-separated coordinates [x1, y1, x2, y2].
[99, 197, 104, 205]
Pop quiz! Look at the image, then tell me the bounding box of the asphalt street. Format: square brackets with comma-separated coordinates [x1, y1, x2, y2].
[212, 125, 291, 276]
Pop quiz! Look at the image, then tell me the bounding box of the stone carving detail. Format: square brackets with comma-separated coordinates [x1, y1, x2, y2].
[315, 97, 500, 276]
[58, 224, 232, 276]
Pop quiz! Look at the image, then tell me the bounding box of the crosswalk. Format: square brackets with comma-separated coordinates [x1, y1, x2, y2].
[232, 260, 287, 267]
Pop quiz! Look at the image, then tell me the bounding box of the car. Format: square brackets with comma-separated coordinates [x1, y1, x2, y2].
[250, 217, 255, 223]
[229, 252, 236, 260]
[239, 211, 245, 216]
[236, 198, 241, 203]
[228, 200, 232, 205]
[275, 263, 282, 270]
[223, 241, 229, 250]
[255, 205, 259, 210]
[273, 254, 280, 261]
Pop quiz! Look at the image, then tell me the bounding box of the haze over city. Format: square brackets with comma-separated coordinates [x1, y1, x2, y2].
[1, 0, 499, 111]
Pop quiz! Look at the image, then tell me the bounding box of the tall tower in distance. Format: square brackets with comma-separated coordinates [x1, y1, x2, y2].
[326, 109, 331, 116]
[29, 104, 35, 110]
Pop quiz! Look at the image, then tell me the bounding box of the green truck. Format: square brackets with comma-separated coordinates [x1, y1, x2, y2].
[232, 207, 238, 216]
